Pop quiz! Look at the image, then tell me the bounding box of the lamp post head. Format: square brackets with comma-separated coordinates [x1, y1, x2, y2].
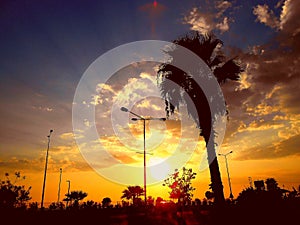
[47, 130, 54, 138]
[229, 151, 233, 154]
[131, 118, 138, 121]
[120, 107, 128, 112]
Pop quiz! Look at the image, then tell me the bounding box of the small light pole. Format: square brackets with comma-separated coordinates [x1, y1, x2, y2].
[218, 151, 234, 199]
[66, 180, 71, 207]
[41, 129, 53, 209]
[120, 107, 166, 204]
[57, 168, 62, 203]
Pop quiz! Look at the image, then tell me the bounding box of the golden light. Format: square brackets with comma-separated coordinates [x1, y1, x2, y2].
[149, 157, 170, 181]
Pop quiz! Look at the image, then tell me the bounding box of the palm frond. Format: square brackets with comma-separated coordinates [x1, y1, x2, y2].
[214, 58, 244, 84]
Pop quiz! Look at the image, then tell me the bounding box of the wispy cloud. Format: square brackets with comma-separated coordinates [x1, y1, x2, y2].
[183, 1, 234, 35]
[253, 4, 280, 30]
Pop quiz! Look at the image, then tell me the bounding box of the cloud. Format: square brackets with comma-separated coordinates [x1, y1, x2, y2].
[253, 0, 300, 35]
[32, 106, 54, 112]
[216, 1, 232, 17]
[279, 0, 300, 35]
[220, 0, 300, 161]
[0, 155, 92, 173]
[183, 8, 213, 35]
[253, 4, 280, 29]
[59, 132, 74, 140]
[216, 17, 230, 33]
[236, 134, 300, 160]
[183, 1, 234, 35]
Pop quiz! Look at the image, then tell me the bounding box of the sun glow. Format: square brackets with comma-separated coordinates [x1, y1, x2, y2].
[149, 157, 170, 181]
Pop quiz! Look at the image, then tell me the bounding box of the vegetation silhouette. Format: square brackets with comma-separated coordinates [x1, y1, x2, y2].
[157, 31, 244, 205]
[162, 167, 196, 205]
[102, 197, 112, 208]
[1, 172, 300, 225]
[121, 185, 144, 206]
[0, 172, 31, 209]
[63, 190, 87, 208]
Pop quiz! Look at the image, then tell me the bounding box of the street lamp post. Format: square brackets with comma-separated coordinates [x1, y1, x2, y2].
[218, 151, 234, 199]
[57, 168, 62, 203]
[66, 180, 71, 207]
[121, 107, 166, 204]
[41, 129, 53, 209]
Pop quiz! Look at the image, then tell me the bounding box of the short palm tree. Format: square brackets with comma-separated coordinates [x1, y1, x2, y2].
[121, 186, 144, 205]
[157, 31, 244, 204]
[63, 190, 87, 207]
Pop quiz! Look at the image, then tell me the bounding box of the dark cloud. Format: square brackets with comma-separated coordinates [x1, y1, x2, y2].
[236, 134, 300, 160]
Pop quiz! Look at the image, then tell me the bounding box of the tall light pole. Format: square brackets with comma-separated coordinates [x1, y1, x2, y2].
[57, 168, 62, 203]
[121, 107, 166, 204]
[66, 180, 71, 207]
[41, 129, 53, 209]
[218, 151, 234, 199]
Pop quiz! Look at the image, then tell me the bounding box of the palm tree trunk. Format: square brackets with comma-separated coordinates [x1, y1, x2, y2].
[205, 135, 225, 205]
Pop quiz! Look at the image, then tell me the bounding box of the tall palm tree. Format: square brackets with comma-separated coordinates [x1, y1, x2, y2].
[157, 31, 244, 204]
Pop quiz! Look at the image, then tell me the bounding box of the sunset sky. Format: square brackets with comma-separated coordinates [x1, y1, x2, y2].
[1, 0, 300, 205]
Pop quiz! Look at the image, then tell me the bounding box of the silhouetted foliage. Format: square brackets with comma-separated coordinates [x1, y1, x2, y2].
[28, 201, 38, 210]
[147, 196, 155, 206]
[205, 191, 214, 201]
[155, 196, 164, 206]
[163, 167, 196, 205]
[157, 31, 244, 205]
[254, 180, 265, 190]
[237, 178, 286, 208]
[63, 190, 87, 208]
[0, 172, 31, 209]
[49, 201, 65, 210]
[81, 200, 99, 209]
[265, 178, 278, 191]
[121, 186, 144, 206]
[194, 198, 201, 206]
[102, 197, 112, 208]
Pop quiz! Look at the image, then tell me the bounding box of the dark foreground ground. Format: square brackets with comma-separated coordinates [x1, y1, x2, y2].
[1, 203, 299, 225]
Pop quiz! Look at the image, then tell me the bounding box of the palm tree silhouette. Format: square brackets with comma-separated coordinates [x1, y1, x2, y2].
[121, 186, 144, 205]
[63, 190, 87, 207]
[157, 31, 244, 204]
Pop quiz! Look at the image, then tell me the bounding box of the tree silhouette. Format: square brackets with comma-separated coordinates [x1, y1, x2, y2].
[102, 197, 112, 208]
[265, 178, 278, 191]
[0, 172, 31, 209]
[155, 196, 164, 206]
[163, 167, 196, 205]
[157, 31, 244, 204]
[63, 190, 87, 208]
[237, 178, 286, 207]
[121, 186, 144, 206]
[147, 196, 155, 206]
[48, 201, 65, 210]
[254, 180, 265, 191]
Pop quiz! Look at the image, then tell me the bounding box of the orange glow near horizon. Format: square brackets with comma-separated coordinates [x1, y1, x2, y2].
[7, 145, 300, 206]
